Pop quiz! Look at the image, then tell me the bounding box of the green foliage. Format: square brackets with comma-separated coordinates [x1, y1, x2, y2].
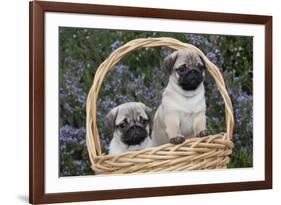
[59, 27, 253, 176]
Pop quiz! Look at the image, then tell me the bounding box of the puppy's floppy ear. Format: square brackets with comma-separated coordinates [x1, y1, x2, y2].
[163, 51, 178, 74]
[199, 55, 207, 70]
[139, 103, 152, 118]
[145, 106, 152, 123]
[139, 103, 153, 136]
[105, 107, 119, 130]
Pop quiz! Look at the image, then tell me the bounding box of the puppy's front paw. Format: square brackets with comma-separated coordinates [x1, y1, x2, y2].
[170, 136, 185, 144]
[196, 129, 209, 137]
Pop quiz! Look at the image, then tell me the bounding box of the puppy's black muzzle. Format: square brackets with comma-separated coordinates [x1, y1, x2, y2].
[122, 125, 148, 146]
[178, 69, 203, 91]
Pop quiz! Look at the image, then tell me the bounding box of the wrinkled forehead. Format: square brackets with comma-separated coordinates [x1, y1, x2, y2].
[115, 104, 148, 124]
[174, 50, 201, 68]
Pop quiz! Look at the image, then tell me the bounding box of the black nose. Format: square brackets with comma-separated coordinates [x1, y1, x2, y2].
[188, 69, 199, 74]
[122, 126, 148, 146]
[130, 126, 141, 135]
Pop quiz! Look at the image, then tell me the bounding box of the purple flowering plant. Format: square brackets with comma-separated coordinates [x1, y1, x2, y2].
[59, 28, 253, 176]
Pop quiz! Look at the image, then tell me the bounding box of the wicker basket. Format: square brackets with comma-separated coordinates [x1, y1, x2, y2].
[86, 37, 234, 174]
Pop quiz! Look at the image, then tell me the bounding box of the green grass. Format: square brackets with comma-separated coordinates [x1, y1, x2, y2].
[228, 146, 253, 168]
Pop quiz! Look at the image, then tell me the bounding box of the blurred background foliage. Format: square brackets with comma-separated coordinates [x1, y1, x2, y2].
[59, 27, 253, 176]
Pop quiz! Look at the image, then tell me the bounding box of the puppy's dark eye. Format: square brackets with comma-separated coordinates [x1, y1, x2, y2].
[198, 63, 205, 71]
[117, 119, 128, 129]
[118, 123, 126, 129]
[139, 116, 148, 126]
[176, 65, 186, 74]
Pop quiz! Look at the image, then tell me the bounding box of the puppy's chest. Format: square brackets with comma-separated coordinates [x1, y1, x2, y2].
[163, 91, 205, 136]
[179, 112, 195, 135]
[164, 92, 205, 114]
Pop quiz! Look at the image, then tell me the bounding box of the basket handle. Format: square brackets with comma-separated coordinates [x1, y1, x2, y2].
[86, 37, 234, 161]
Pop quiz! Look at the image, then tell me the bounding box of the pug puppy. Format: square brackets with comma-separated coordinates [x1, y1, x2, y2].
[106, 102, 153, 154]
[152, 49, 208, 146]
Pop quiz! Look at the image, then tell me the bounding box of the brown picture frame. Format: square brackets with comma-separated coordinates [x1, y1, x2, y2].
[29, 1, 272, 204]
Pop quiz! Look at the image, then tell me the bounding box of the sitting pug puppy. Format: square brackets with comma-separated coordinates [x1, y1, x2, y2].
[106, 102, 153, 154]
[152, 49, 208, 146]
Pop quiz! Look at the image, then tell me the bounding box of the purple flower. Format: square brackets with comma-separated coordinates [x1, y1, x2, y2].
[111, 40, 123, 51]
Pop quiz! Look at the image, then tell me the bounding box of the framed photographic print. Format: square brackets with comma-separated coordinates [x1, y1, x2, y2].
[29, 1, 272, 204]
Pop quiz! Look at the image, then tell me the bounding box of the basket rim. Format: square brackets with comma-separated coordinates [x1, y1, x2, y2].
[86, 37, 234, 164]
[94, 134, 234, 159]
[91, 133, 234, 174]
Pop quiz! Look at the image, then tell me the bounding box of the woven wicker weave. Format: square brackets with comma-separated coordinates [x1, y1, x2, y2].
[86, 37, 234, 174]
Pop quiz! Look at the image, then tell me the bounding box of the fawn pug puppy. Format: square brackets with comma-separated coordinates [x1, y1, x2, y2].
[152, 49, 208, 146]
[106, 102, 153, 154]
